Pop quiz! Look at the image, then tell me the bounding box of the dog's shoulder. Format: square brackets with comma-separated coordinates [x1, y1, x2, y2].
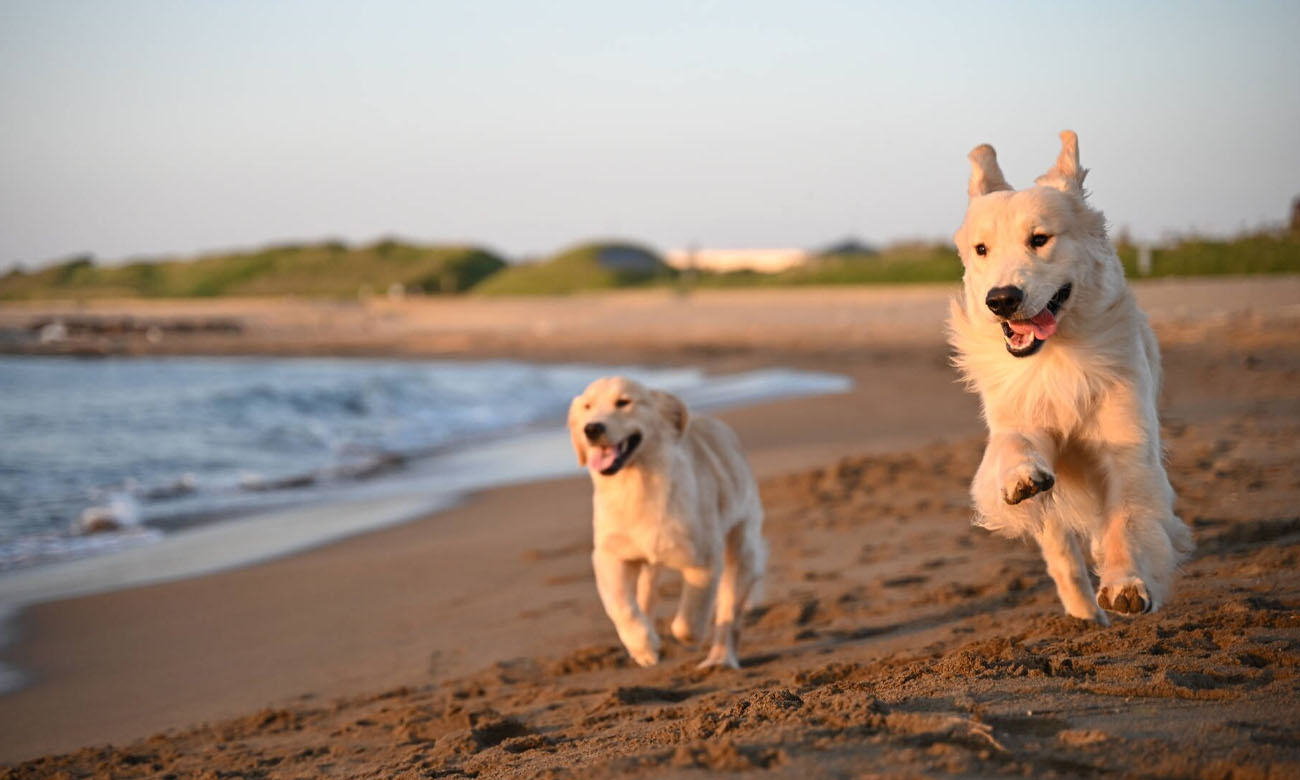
[683, 414, 743, 463]
[682, 414, 758, 500]
[685, 413, 739, 446]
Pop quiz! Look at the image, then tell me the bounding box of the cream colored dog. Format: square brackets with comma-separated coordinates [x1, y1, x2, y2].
[569, 376, 766, 669]
[948, 131, 1194, 623]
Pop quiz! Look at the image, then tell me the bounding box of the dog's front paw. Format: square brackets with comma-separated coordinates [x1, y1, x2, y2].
[1002, 463, 1055, 505]
[1097, 578, 1153, 615]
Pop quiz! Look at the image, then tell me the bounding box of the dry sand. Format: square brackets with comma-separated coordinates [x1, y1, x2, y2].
[1, 278, 1298, 778]
[3, 276, 1299, 364]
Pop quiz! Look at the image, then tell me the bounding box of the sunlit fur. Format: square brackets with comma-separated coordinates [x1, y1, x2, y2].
[948, 131, 1193, 623]
[568, 376, 766, 668]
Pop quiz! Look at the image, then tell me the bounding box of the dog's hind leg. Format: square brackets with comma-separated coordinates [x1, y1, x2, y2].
[592, 549, 660, 667]
[636, 562, 660, 616]
[700, 520, 766, 669]
[671, 563, 719, 648]
[1038, 513, 1108, 625]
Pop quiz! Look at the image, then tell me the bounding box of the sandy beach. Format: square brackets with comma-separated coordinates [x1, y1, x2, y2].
[1, 278, 1299, 777]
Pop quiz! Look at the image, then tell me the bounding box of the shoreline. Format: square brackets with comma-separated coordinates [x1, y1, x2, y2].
[0, 364, 850, 603]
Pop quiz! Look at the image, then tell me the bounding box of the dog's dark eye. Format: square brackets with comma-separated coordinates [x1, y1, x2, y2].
[583, 403, 591, 411]
[1030, 233, 1051, 248]
[974, 243, 987, 257]
[614, 398, 631, 409]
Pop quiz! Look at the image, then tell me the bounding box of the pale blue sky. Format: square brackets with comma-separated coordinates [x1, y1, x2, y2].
[1, 0, 1297, 269]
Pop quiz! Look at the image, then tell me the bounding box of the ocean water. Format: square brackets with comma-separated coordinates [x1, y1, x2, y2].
[0, 356, 849, 574]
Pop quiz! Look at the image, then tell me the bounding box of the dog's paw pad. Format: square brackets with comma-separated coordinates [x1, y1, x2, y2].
[1004, 468, 1054, 505]
[1097, 582, 1151, 615]
[629, 647, 660, 667]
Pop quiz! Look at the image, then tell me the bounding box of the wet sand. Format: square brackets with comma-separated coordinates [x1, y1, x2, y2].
[1, 278, 1298, 776]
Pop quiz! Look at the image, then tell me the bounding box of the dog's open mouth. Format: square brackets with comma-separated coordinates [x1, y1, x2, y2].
[589, 432, 643, 476]
[998, 284, 1071, 358]
[1000, 283, 1072, 358]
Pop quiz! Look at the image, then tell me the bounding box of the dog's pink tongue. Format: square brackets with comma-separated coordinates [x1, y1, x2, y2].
[1007, 308, 1058, 340]
[589, 446, 618, 473]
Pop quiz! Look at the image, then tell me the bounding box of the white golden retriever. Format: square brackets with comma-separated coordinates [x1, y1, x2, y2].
[947, 131, 1194, 623]
[569, 376, 766, 668]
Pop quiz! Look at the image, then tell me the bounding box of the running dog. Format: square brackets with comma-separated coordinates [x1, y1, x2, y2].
[569, 376, 766, 668]
[947, 131, 1194, 623]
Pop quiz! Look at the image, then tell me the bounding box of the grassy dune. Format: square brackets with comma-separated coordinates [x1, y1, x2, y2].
[474, 241, 676, 296]
[0, 240, 505, 301]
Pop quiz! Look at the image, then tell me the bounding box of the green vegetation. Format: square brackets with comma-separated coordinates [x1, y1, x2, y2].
[1, 231, 1296, 301]
[690, 243, 962, 288]
[0, 240, 505, 300]
[1116, 233, 1300, 278]
[687, 232, 1300, 290]
[475, 241, 676, 296]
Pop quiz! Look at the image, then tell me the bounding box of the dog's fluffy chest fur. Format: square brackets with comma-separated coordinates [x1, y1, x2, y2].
[948, 291, 1154, 440]
[592, 469, 701, 568]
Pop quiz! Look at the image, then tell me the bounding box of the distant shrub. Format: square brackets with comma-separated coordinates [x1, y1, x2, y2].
[818, 238, 878, 257]
[414, 249, 506, 293]
[53, 255, 95, 284]
[476, 241, 675, 295]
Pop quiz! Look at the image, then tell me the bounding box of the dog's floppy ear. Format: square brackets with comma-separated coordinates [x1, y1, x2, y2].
[650, 390, 689, 436]
[968, 144, 1012, 198]
[1034, 130, 1088, 196]
[568, 396, 588, 466]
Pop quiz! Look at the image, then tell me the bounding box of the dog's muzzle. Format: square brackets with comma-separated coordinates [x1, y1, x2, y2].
[587, 431, 642, 476]
[999, 283, 1072, 358]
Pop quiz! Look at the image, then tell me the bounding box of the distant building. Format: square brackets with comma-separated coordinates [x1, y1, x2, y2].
[664, 248, 811, 273]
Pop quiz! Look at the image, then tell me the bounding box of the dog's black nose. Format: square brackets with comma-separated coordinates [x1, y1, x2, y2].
[583, 422, 605, 442]
[985, 286, 1024, 318]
